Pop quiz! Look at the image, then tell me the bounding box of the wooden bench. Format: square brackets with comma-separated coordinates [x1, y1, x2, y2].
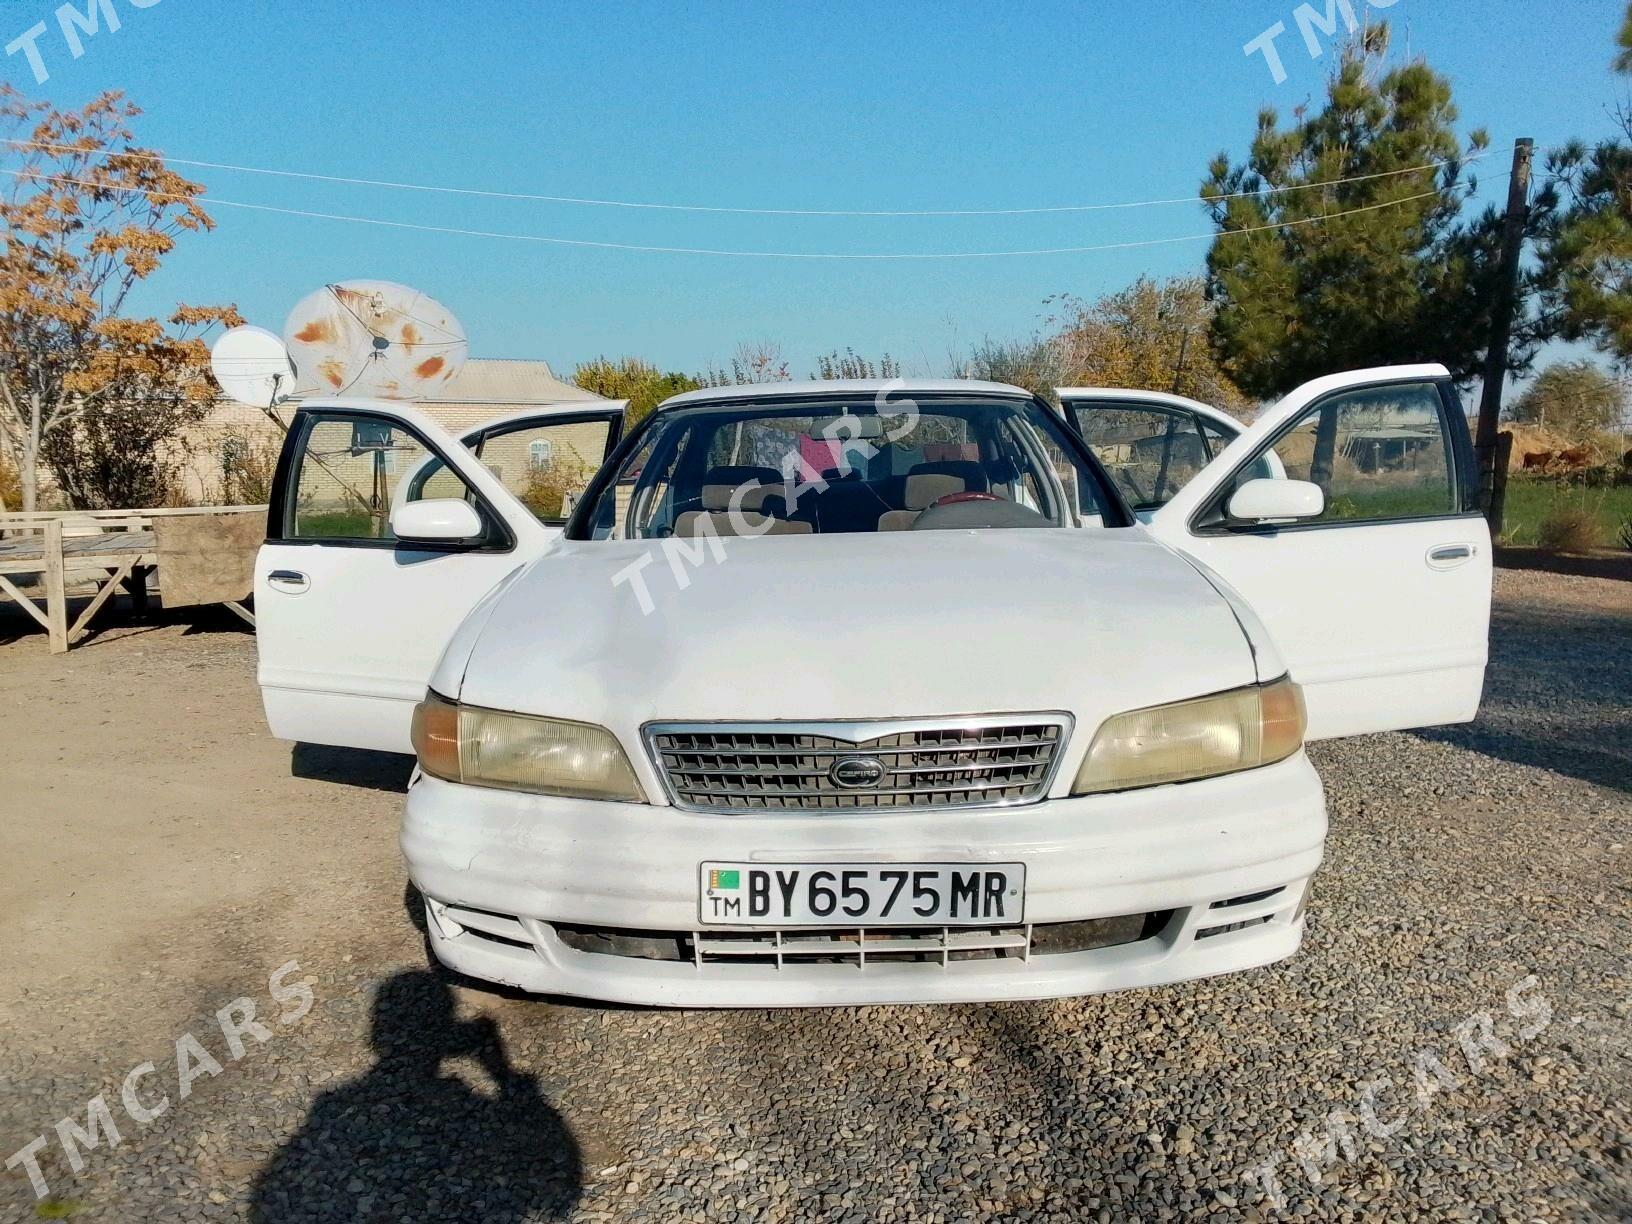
[0, 506, 266, 652]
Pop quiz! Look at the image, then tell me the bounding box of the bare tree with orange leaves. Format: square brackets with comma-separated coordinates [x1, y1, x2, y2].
[0, 87, 243, 510]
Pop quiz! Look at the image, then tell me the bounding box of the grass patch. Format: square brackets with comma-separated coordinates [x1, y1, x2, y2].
[293, 509, 386, 539]
[1326, 487, 1458, 520]
[1499, 479, 1632, 549]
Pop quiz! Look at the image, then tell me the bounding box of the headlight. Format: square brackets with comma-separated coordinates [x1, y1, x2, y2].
[411, 691, 645, 802]
[1072, 676, 1305, 795]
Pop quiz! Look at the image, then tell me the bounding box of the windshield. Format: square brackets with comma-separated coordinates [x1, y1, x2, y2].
[577, 393, 1124, 540]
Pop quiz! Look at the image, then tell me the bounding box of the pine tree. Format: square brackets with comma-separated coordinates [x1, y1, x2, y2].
[1201, 25, 1533, 399]
[1540, 4, 1632, 364]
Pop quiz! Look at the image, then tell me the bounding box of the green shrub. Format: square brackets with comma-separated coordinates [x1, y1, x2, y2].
[220, 431, 281, 505]
[518, 455, 595, 522]
[1618, 519, 1632, 551]
[1537, 507, 1602, 552]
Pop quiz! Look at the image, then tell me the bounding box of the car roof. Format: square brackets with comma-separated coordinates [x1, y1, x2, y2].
[655, 379, 1037, 411]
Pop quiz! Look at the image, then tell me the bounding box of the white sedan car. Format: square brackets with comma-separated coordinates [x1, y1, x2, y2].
[254, 368, 1490, 1007]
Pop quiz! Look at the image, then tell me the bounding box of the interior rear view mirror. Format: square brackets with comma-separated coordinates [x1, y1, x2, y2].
[1226, 478, 1324, 524]
[349, 421, 395, 455]
[807, 414, 885, 441]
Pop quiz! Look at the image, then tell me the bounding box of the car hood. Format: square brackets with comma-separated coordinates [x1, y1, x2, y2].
[446, 528, 1259, 783]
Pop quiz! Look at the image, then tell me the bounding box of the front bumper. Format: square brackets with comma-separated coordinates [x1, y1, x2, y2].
[401, 753, 1326, 1007]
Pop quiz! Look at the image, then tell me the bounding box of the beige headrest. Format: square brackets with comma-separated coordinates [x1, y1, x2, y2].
[700, 483, 736, 511]
[675, 510, 812, 538]
[904, 472, 965, 510]
[703, 481, 782, 512]
[740, 483, 780, 512]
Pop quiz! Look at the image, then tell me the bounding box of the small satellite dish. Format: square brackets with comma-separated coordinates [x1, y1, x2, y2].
[210, 325, 296, 408]
[283, 280, 468, 400]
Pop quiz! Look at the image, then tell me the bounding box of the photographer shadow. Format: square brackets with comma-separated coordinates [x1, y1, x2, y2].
[250, 970, 581, 1222]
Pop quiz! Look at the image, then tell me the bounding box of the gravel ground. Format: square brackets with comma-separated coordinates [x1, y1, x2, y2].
[1, 567, 1628, 1222]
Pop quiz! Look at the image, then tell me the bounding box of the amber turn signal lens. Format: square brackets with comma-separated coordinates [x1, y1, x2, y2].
[1257, 674, 1307, 767]
[411, 691, 461, 782]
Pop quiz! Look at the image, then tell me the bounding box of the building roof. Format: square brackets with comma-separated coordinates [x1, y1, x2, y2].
[1346, 427, 1441, 440]
[215, 357, 604, 422]
[410, 357, 602, 405]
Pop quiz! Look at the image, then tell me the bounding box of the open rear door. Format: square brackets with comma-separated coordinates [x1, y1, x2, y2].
[453, 401, 625, 523]
[1056, 389, 1284, 518]
[255, 399, 619, 754]
[1145, 365, 1491, 740]
[1057, 389, 1225, 517]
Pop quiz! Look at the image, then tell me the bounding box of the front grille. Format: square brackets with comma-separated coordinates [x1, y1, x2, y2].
[552, 913, 1166, 967]
[645, 716, 1071, 812]
[694, 926, 1028, 966]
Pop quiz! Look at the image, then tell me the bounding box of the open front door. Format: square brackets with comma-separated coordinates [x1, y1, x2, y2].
[1146, 365, 1491, 740]
[255, 399, 619, 754]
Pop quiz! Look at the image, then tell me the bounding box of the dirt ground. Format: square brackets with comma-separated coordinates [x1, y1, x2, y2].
[1, 569, 1628, 1222]
[0, 605, 417, 1052]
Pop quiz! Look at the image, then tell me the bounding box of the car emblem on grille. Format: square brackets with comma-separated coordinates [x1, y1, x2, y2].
[829, 755, 888, 788]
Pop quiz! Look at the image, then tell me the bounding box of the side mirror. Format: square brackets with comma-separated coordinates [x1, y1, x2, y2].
[390, 498, 485, 544]
[1227, 478, 1324, 524]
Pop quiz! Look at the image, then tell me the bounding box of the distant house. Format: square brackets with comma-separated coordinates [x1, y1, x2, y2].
[183, 357, 607, 504]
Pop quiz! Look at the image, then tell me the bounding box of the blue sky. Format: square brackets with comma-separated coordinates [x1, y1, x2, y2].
[6, 0, 1628, 378]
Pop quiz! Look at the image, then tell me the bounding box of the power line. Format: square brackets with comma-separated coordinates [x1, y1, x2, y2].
[0, 167, 1492, 261]
[1, 136, 1494, 218]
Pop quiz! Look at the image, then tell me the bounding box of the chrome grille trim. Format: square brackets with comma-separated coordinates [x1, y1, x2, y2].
[692, 926, 1032, 967]
[654, 736, 1062, 757]
[643, 714, 1073, 813]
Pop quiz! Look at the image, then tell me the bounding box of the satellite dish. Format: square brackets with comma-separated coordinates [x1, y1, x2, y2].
[283, 280, 467, 399]
[210, 325, 296, 408]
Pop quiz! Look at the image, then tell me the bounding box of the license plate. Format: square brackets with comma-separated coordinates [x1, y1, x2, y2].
[698, 861, 1026, 927]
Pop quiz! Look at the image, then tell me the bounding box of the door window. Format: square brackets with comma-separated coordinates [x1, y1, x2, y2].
[1199, 417, 1279, 483]
[285, 413, 484, 543]
[1067, 402, 1211, 510]
[1220, 381, 1459, 525]
[604, 421, 685, 540]
[474, 418, 616, 524]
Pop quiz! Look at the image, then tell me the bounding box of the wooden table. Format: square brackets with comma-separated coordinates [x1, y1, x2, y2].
[0, 507, 265, 652]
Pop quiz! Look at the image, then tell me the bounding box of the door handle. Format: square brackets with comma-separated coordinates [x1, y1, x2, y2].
[267, 569, 310, 591]
[1426, 543, 1475, 570]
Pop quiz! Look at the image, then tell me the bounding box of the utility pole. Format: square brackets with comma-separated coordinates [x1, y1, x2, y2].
[1475, 137, 1534, 532]
[1170, 328, 1191, 395]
